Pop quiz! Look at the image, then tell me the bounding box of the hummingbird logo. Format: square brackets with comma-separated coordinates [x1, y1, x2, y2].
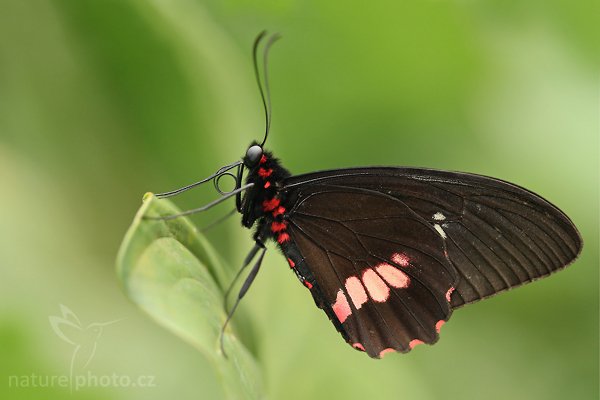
[49, 304, 122, 378]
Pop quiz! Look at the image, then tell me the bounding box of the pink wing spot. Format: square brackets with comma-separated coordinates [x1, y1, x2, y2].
[271, 221, 287, 232]
[435, 320, 445, 333]
[287, 258, 295, 268]
[260, 155, 267, 164]
[353, 343, 365, 351]
[409, 339, 424, 349]
[379, 348, 395, 358]
[272, 206, 286, 217]
[445, 287, 455, 302]
[277, 233, 290, 244]
[345, 276, 368, 309]
[362, 268, 390, 302]
[258, 167, 273, 178]
[304, 280, 313, 289]
[262, 197, 280, 212]
[391, 252, 410, 267]
[264, 181, 271, 189]
[332, 290, 351, 323]
[376, 263, 410, 289]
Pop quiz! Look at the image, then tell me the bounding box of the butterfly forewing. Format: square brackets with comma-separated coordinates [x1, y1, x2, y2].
[280, 167, 581, 356]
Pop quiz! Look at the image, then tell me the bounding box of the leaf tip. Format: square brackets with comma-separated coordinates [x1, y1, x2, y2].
[143, 192, 155, 203]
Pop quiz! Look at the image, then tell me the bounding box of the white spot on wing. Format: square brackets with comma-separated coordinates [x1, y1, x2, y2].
[433, 212, 446, 221]
[434, 224, 447, 239]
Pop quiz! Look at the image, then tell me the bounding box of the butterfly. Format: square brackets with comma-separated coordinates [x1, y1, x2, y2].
[152, 32, 582, 359]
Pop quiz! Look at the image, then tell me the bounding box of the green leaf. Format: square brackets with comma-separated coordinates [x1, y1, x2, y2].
[116, 193, 262, 400]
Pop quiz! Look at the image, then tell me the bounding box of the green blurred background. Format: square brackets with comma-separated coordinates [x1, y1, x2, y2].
[1, 0, 598, 399]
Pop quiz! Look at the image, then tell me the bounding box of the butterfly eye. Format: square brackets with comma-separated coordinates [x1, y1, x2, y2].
[244, 145, 263, 167]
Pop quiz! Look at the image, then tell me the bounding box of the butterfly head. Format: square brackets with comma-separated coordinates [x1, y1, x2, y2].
[243, 143, 263, 168]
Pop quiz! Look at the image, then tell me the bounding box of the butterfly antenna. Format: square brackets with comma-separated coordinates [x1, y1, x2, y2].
[253, 31, 281, 148]
[261, 33, 281, 146]
[219, 246, 266, 358]
[253, 31, 268, 146]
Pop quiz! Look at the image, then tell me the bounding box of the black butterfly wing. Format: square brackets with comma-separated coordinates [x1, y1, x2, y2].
[280, 167, 582, 358]
[284, 185, 456, 358]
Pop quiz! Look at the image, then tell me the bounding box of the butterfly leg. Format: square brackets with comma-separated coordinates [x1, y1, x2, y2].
[219, 240, 267, 358]
[144, 183, 253, 221]
[223, 241, 265, 311]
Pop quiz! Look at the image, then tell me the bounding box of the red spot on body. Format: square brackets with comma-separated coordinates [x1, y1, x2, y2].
[304, 280, 313, 289]
[445, 287, 455, 302]
[332, 290, 351, 323]
[435, 320, 445, 333]
[258, 168, 273, 178]
[345, 276, 368, 309]
[409, 339, 424, 349]
[362, 268, 390, 302]
[379, 348, 395, 358]
[260, 155, 267, 164]
[287, 258, 295, 268]
[262, 197, 280, 212]
[353, 343, 365, 351]
[264, 181, 271, 189]
[272, 206, 286, 217]
[376, 263, 410, 289]
[277, 233, 290, 244]
[391, 252, 410, 267]
[271, 221, 287, 232]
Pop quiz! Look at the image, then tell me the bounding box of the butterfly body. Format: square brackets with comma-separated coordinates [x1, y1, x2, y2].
[241, 148, 319, 292]
[242, 147, 290, 229]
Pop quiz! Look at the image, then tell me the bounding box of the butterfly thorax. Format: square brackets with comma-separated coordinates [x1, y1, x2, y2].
[241, 149, 291, 244]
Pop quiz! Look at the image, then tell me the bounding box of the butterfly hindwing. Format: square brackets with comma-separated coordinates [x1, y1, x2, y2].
[279, 167, 581, 356]
[283, 184, 457, 358]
